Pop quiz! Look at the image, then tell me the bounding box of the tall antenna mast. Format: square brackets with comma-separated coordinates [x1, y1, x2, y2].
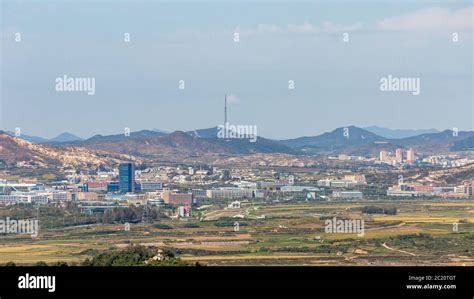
[224, 94, 227, 125]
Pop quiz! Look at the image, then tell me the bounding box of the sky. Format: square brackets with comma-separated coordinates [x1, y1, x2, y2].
[1, 0, 473, 139]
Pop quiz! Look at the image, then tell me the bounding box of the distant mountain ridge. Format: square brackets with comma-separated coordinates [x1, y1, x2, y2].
[363, 126, 439, 139]
[4, 126, 474, 163]
[279, 126, 387, 149]
[49, 132, 84, 143]
[187, 127, 220, 138]
[278, 127, 474, 155]
[451, 135, 474, 151]
[82, 130, 167, 144]
[394, 130, 474, 153]
[67, 130, 294, 161]
[6, 131, 83, 144]
[277, 126, 395, 156]
[6, 131, 50, 144]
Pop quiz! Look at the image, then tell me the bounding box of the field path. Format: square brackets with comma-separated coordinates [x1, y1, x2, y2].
[366, 222, 406, 232]
[382, 243, 417, 256]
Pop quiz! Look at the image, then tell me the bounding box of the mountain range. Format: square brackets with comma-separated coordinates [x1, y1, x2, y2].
[363, 126, 439, 139]
[1, 126, 473, 168]
[5, 126, 448, 144]
[6, 131, 84, 144]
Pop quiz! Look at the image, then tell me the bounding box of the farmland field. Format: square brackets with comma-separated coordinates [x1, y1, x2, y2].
[0, 200, 473, 266]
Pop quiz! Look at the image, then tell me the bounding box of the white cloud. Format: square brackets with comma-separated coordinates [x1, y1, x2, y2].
[241, 21, 363, 35]
[226, 94, 240, 105]
[377, 6, 474, 31]
[287, 22, 319, 34]
[256, 24, 283, 34]
[320, 21, 363, 33]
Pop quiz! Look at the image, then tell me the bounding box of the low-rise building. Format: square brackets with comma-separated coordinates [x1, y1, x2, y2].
[191, 189, 207, 199]
[332, 191, 363, 199]
[86, 181, 108, 192]
[0, 193, 48, 204]
[76, 192, 99, 201]
[206, 188, 255, 199]
[137, 181, 163, 191]
[162, 191, 193, 205]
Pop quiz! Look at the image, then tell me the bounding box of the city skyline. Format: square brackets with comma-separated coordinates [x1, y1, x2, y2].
[1, 1, 473, 291]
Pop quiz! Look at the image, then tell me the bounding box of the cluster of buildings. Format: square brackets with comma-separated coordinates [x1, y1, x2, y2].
[387, 181, 473, 198]
[0, 163, 267, 216]
[316, 174, 367, 188]
[0, 180, 68, 204]
[0, 162, 188, 205]
[1, 157, 472, 213]
[0, 164, 376, 208]
[421, 155, 474, 168]
[378, 150, 473, 169]
[379, 148, 415, 165]
[134, 165, 232, 185]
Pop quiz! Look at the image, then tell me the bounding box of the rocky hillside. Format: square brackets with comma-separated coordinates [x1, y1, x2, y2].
[0, 131, 140, 168]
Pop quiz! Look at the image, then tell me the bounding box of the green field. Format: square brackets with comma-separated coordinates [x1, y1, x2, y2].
[0, 200, 473, 266]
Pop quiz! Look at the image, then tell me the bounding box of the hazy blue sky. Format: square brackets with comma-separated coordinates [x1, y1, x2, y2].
[1, 1, 473, 139]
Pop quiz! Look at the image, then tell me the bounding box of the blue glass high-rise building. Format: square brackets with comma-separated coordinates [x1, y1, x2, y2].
[119, 162, 135, 193]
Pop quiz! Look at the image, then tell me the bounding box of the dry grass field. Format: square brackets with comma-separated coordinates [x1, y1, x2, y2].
[0, 200, 473, 266]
